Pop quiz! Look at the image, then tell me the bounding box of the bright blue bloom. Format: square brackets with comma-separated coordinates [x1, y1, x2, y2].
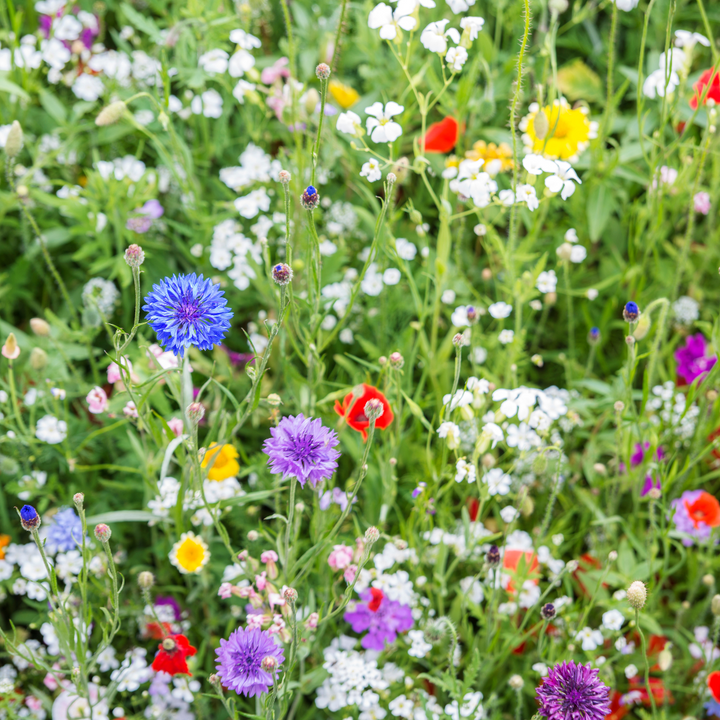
[19, 504, 40, 530]
[46, 508, 84, 552]
[623, 301, 639, 323]
[143, 274, 233, 357]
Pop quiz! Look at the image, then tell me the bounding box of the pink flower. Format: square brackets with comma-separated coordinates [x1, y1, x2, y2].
[261, 57, 290, 85]
[694, 191, 711, 215]
[218, 582, 234, 599]
[167, 417, 184, 436]
[255, 571, 268, 590]
[107, 358, 133, 384]
[86, 386, 108, 414]
[344, 564, 358, 584]
[26, 697, 43, 712]
[123, 401, 138, 418]
[328, 544, 354, 571]
[247, 614, 268, 629]
[43, 672, 59, 690]
[268, 592, 286, 608]
[261, 550, 279, 579]
[304, 611, 319, 629]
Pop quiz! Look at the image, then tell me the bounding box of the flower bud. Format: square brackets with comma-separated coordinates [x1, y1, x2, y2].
[452, 333, 468, 347]
[267, 393, 282, 406]
[278, 170, 291, 186]
[301, 185, 320, 210]
[30, 318, 50, 336]
[96, 101, 127, 127]
[541, 602, 556, 620]
[364, 398, 384, 422]
[283, 587, 298, 603]
[261, 656, 278, 672]
[711, 594, 720, 616]
[124, 244, 145, 268]
[627, 580, 647, 610]
[703, 574, 715, 587]
[4, 121, 24, 158]
[614, 401, 625, 413]
[566, 560, 579, 573]
[633, 314, 651, 340]
[486, 545, 500, 567]
[186, 402, 205, 423]
[365, 526, 380, 544]
[533, 110, 549, 140]
[73, 493, 85, 510]
[138, 571, 155, 589]
[389, 352, 404, 369]
[94, 524, 112, 542]
[19, 504, 41, 531]
[556, 242, 573, 261]
[272, 263, 293, 286]
[623, 301, 639, 323]
[2, 333, 20, 360]
[30, 347, 48, 371]
[386, 172, 397, 185]
[608, 550, 618, 562]
[315, 63, 331, 80]
[304, 612, 319, 629]
[248, 530, 259, 541]
[509, 675, 524, 690]
[593, 463, 607, 475]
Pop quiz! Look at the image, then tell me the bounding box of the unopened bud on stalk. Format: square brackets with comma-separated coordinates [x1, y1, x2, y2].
[703, 574, 715, 587]
[627, 581, 647, 610]
[96, 101, 127, 126]
[608, 550, 618, 562]
[2, 333, 20, 360]
[261, 656, 278, 672]
[625, 336, 635, 347]
[614, 401, 625, 413]
[272, 263, 293, 286]
[409, 209, 423, 225]
[486, 545, 500, 567]
[138, 571, 155, 589]
[711, 594, 720, 616]
[556, 242, 573, 261]
[208, 674, 221, 686]
[541, 602, 556, 620]
[509, 675, 524, 690]
[5, 121, 24, 158]
[594, 463, 607, 475]
[452, 333, 467, 347]
[364, 398, 384, 422]
[365, 526, 380, 544]
[566, 560, 579, 573]
[533, 110, 550, 140]
[386, 172, 397, 185]
[30, 347, 48, 371]
[278, 170, 291, 185]
[30, 318, 50, 336]
[73, 493, 84, 510]
[389, 352, 404, 369]
[267, 393, 282, 406]
[283, 587, 298, 603]
[315, 63, 331, 80]
[186, 402, 205, 423]
[94, 524, 112, 542]
[247, 530, 259, 541]
[633, 314, 651, 340]
[18, 505, 41, 531]
[124, 244, 145, 268]
[71, 667, 81, 681]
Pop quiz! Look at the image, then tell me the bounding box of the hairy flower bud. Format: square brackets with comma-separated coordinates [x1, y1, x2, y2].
[186, 402, 205, 423]
[73, 493, 84, 510]
[623, 301, 639, 323]
[365, 526, 380, 544]
[94, 524, 112, 542]
[541, 602, 556, 620]
[627, 581, 647, 610]
[486, 545, 500, 567]
[19, 504, 41, 531]
[2, 333, 20, 360]
[124, 244, 145, 268]
[272, 263, 293, 286]
[96, 101, 127, 127]
[509, 675, 524, 690]
[29, 318, 50, 337]
[315, 63, 331, 80]
[283, 587, 298, 603]
[278, 170, 291, 185]
[389, 352, 404, 369]
[364, 398, 384, 422]
[5, 121, 24, 159]
[138, 571, 155, 589]
[261, 655, 278, 672]
[608, 550, 618, 562]
[301, 185, 320, 210]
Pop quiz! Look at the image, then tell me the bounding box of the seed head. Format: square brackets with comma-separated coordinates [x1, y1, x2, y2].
[315, 63, 331, 80]
[96, 100, 127, 127]
[124, 244, 145, 268]
[272, 263, 294, 286]
[94, 524, 112, 543]
[627, 580, 647, 610]
[5, 121, 24, 159]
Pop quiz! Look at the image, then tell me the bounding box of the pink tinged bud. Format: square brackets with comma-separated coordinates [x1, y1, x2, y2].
[261, 550, 279, 563]
[218, 582, 234, 599]
[694, 191, 711, 215]
[344, 564, 357, 584]
[73, 493, 84, 508]
[315, 62, 331, 80]
[261, 655, 278, 672]
[304, 612, 319, 629]
[186, 401, 205, 423]
[283, 586, 298, 602]
[124, 243, 145, 267]
[2, 333, 20, 360]
[364, 398, 384, 421]
[94, 523, 112, 542]
[238, 550, 249, 562]
[86, 386, 109, 414]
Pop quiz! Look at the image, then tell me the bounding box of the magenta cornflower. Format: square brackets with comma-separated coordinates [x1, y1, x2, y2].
[536, 660, 611, 720]
[262, 414, 341, 488]
[675, 333, 717, 385]
[344, 588, 413, 650]
[215, 627, 284, 697]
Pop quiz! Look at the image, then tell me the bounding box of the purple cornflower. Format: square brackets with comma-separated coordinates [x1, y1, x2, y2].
[143, 273, 233, 357]
[412, 482, 427, 499]
[344, 588, 413, 651]
[536, 660, 611, 720]
[46, 508, 84, 552]
[675, 333, 717, 385]
[641, 475, 661, 497]
[215, 627, 285, 697]
[126, 200, 164, 234]
[263, 414, 341, 488]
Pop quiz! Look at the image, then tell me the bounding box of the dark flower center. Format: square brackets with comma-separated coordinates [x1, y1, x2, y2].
[289, 433, 324, 464]
[233, 645, 262, 675]
[177, 294, 205, 326]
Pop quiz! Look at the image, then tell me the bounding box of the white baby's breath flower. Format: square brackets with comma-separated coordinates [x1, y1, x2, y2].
[488, 302, 512, 319]
[544, 160, 582, 200]
[445, 46, 468, 72]
[199, 49, 229, 74]
[498, 329, 515, 344]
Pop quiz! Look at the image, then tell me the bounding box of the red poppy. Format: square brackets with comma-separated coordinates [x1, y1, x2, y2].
[684, 491, 720, 529]
[145, 621, 173, 640]
[628, 676, 673, 705]
[468, 497, 480, 522]
[502, 549, 539, 594]
[151, 634, 197, 676]
[422, 117, 459, 153]
[709, 671, 720, 702]
[334, 384, 394, 441]
[367, 588, 384, 612]
[690, 68, 720, 110]
[573, 554, 609, 597]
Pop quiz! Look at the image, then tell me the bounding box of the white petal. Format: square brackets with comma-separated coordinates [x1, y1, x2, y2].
[385, 101, 405, 117]
[545, 175, 563, 193]
[379, 23, 397, 40]
[364, 102, 384, 119]
[382, 121, 403, 142]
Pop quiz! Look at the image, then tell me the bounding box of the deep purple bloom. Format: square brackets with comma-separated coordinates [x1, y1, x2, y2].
[263, 414, 341, 488]
[143, 273, 233, 357]
[630, 442, 649, 467]
[675, 333, 717, 385]
[536, 660, 611, 720]
[46, 508, 84, 551]
[641, 475, 661, 497]
[344, 589, 413, 650]
[155, 596, 182, 622]
[215, 627, 285, 697]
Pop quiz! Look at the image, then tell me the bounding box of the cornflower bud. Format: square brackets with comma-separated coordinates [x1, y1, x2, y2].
[315, 63, 331, 80]
[627, 581, 647, 610]
[283, 587, 298, 603]
[588, 327, 601, 345]
[272, 263, 293, 286]
[364, 398, 384, 422]
[124, 244, 145, 268]
[30, 318, 50, 336]
[608, 550, 618, 562]
[5, 121, 24, 158]
[509, 675, 524, 690]
[96, 101, 127, 126]
[300, 185, 320, 210]
[247, 530, 259, 541]
[19, 505, 41, 531]
[452, 333, 467, 347]
[73, 493, 85, 510]
[278, 170, 291, 185]
[614, 401, 625, 413]
[389, 352, 404, 369]
[623, 301, 639, 323]
[186, 402, 205, 423]
[566, 559, 579, 573]
[541, 602, 556, 620]
[138, 571, 155, 589]
[261, 656, 278, 672]
[486, 545, 500, 567]
[365, 526, 380, 544]
[386, 172, 397, 184]
[267, 393, 282, 406]
[94, 524, 112, 542]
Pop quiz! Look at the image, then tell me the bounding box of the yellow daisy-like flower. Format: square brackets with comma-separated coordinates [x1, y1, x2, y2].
[329, 79, 360, 109]
[519, 98, 597, 161]
[201, 443, 240, 481]
[169, 532, 209, 574]
[465, 140, 514, 176]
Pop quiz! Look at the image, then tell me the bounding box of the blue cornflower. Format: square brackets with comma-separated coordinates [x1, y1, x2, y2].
[588, 327, 601, 344]
[300, 186, 320, 210]
[143, 274, 233, 357]
[46, 507, 84, 552]
[19, 505, 40, 531]
[623, 301, 639, 323]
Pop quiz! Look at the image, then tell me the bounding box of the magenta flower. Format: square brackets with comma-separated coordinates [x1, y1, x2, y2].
[631, 442, 665, 467]
[694, 191, 711, 215]
[344, 588, 413, 650]
[536, 660, 611, 720]
[675, 333, 717, 385]
[641, 475, 661, 497]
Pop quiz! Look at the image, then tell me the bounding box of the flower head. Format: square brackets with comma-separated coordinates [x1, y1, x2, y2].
[368, 1, 416, 41]
[344, 588, 414, 650]
[623, 302, 639, 323]
[365, 102, 404, 144]
[143, 273, 233, 358]
[86, 386, 109, 414]
[301, 185, 320, 210]
[675, 333, 717, 385]
[35, 415, 67, 444]
[170, 532, 210, 574]
[671, 490, 720, 545]
[521, 99, 597, 161]
[202, 444, 240, 481]
[690, 68, 720, 109]
[19, 505, 40, 531]
[47, 508, 84, 552]
[334, 384, 394, 441]
[152, 634, 197, 676]
[709, 671, 720, 703]
[215, 627, 285, 697]
[263, 414, 341, 488]
[329, 79, 360, 108]
[536, 660, 611, 720]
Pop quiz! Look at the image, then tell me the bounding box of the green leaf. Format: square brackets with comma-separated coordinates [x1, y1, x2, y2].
[586, 183, 615, 242]
[402, 391, 434, 433]
[557, 59, 604, 104]
[0, 76, 30, 100]
[121, 2, 162, 42]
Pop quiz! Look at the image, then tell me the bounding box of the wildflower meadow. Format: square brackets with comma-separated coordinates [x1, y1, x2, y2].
[2, 0, 720, 718]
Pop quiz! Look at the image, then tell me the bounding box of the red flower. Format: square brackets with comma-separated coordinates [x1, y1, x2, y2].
[145, 621, 173, 640]
[684, 491, 720, 529]
[334, 384, 394, 441]
[151, 634, 197, 676]
[605, 691, 630, 720]
[422, 117, 459, 153]
[502, 549, 539, 594]
[367, 588, 384, 612]
[628, 676, 673, 706]
[708, 671, 720, 702]
[690, 68, 720, 110]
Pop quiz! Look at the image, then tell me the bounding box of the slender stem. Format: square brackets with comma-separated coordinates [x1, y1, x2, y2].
[284, 478, 297, 571]
[636, 608, 658, 720]
[311, 79, 328, 187]
[330, 0, 349, 72]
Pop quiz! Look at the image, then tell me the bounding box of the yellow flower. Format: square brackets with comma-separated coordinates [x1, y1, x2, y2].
[465, 140, 514, 175]
[329, 79, 360, 109]
[170, 532, 209, 574]
[520, 98, 597, 161]
[201, 443, 240, 481]
[0, 534, 10, 560]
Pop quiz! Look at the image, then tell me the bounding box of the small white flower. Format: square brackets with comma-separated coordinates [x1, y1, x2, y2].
[451, 305, 471, 327]
[191, 89, 223, 118]
[421, 20, 460, 55]
[199, 49, 229, 74]
[602, 609, 626, 632]
[484, 467, 511, 496]
[365, 102, 404, 143]
[500, 506, 519, 523]
[383, 268, 401, 285]
[544, 160, 582, 200]
[565, 228, 578, 243]
[536, 270, 557, 293]
[337, 110, 363, 136]
[228, 49, 255, 77]
[35, 415, 67, 444]
[72, 74, 104, 102]
[488, 301, 512, 319]
[233, 79, 256, 104]
[437, 421, 461, 449]
[455, 458, 476, 483]
[447, 0, 476, 11]
[613, 0, 639, 9]
[586, 288, 598, 300]
[339, 328, 354, 344]
[522, 154, 553, 175]
[459, 576, 484, 603]
[498, 329, 514, 345]
[516, 184, 539, 211]
[368, 1, 416, 41]
[570, 245, 587, 263]
[360, 158, 383, 183]
[445, 45, 468, 72]
[575, 626, 603, 651]
[624, 664, 639, 679]
[460, 16, 484, 40]
[481, 422, 503, 448]
[395, 238, 417, 260]
[674, 30, 710, 48]
[532, 662, 548, 677]
[229, 28, 262, 49]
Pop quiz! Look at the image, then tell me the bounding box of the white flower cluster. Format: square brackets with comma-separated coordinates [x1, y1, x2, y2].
[646, 381, 700, 442]
[208, 219, 263, 291]
[220, 143, 283, 194]
[110, 648, 153, 692]
[354, 542, 420, 610]
[642, 31, 708, 101]
[522, 154, 582, 201]
[147, 475, 244, 527]
[673, 295, 700, 325]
